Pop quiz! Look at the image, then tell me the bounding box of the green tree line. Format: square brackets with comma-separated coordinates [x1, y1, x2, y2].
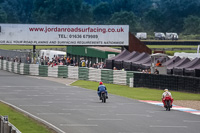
[0, 0, 200, 35]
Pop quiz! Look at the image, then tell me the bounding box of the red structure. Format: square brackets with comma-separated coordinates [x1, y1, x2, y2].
[127, 32, 152, 54]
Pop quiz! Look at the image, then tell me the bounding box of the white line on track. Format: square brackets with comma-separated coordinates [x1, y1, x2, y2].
[149, 125, 188, 128]
[60, 124, 98, 127]
[0, 100, 66, 133]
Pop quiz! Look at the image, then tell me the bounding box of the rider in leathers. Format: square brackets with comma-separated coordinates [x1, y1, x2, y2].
[97, 82, 108, 100]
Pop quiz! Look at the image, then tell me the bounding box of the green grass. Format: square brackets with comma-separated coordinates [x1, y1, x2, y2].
[71, 80, 200, 101]
[0, 102, 53, 133]
[0, 45, 66, 50]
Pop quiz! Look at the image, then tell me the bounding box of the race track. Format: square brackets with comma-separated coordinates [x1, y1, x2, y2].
[0, 70, 200, 133]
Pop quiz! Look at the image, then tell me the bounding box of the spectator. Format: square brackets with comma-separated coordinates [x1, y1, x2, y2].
[113, 67, 117, 70]
[154, 69, 159, 74]
[156, 60, 162, 67]
[81, 58, 86, 67]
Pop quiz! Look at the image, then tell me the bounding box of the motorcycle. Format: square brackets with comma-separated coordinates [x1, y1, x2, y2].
[100, 91, 107, 103]
[162, 96, 173, 111]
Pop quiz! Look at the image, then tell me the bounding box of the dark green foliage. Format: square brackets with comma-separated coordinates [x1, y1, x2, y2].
[0, 0, 199, 35]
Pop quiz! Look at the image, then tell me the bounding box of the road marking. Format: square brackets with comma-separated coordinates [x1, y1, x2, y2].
[37, 113, 71, 115]
[150, 125, 187, 128]
[1, 100, 66, 133]
[88, 118, 123, 121]
[183, 120, 200, 123]
[60, 124, 98, 127]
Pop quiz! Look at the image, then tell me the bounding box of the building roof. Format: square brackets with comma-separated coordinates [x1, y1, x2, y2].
[90, 47, 121, 53]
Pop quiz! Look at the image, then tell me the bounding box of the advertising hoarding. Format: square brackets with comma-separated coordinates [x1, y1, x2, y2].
[0, 24, 129, 46]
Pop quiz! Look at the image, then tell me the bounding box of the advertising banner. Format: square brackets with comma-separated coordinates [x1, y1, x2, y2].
[0, 24, 129, 46]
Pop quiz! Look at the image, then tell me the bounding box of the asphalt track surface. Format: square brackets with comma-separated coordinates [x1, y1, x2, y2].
[0, 70, 200, 133]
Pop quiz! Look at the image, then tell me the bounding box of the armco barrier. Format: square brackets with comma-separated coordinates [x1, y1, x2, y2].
[48, 66, 58, 77]
[58, 66, 68, 78]
[134, 73, 200, 93]
[0, 116, 21, 133]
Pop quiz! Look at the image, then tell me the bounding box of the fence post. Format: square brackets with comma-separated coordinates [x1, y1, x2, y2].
[0, 117, 3, 133]
[3, 123, 8, 133]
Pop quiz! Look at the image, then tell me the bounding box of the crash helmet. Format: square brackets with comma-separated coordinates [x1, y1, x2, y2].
[99, 81, 103, 85]
[164, 89, 168, 92]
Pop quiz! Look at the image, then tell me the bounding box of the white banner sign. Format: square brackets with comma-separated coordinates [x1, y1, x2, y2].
[0, 24, 129, 46]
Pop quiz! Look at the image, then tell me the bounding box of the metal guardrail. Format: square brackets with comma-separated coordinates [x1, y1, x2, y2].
[0, 116, 21, 133]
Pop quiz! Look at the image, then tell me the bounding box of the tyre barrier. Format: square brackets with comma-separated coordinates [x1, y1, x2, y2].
[0, 60, 137, 87]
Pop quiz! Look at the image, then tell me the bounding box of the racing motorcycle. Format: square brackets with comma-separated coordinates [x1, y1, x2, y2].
[100, 91, 107, 103]
[162, 96, 173, 111]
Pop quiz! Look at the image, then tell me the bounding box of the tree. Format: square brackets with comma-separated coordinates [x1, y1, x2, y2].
[108, 11, 142, 32]
[183, 15, 200, 34]
[143, 9, 164, 32]
[32, 0, 92, 24]
[93, 2, 112, 24]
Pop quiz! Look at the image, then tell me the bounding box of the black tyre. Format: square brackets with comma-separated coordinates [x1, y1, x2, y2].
[167, 101, 170, 111]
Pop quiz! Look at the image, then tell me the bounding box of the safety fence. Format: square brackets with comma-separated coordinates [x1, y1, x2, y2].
[0, 60, 136, 86]
[134, 73, 200, 93]
[0, 116, 21, 133]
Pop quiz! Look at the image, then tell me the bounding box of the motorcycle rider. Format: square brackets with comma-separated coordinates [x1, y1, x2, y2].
[162, 89, 173, 108]
[162, 89, 172, 98]
[97, 81, 108, 100]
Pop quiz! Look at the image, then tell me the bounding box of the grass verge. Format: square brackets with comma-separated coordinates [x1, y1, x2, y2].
[71, 80, 200, 101]
[0, 102, 54, 133]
